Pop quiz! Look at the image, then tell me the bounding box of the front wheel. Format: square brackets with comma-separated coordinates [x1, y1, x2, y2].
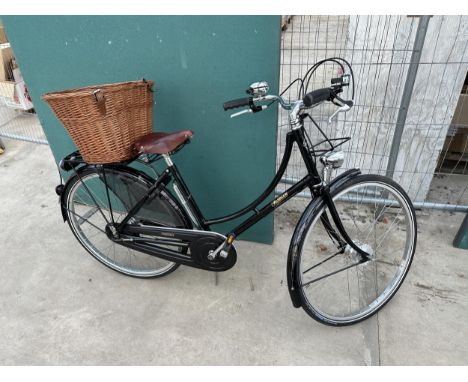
[295, 174, 417, 326]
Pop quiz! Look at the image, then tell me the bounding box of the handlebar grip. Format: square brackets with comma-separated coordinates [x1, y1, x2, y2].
[223, 97, 251, 111]
[331, 77, 342, 84]
[303, 88, 332, 107]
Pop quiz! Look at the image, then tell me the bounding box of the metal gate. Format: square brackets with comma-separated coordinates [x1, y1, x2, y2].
[0, 106, 47, 145]
[277, 15, 468, 212]
[0, 22, 47, 147]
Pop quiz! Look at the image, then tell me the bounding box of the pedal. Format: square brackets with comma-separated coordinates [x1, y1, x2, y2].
[207, 237, 234, 261]
[219, 249, 229, 259]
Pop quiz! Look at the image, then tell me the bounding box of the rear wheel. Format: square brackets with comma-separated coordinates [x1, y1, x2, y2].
[63, 166, 190, 278]
[296, 174, 417, 326]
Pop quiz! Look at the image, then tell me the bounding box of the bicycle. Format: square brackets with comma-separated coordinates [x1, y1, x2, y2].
[54, 58, 417, 326]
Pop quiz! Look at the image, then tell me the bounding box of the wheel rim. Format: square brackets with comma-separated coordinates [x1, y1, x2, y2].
[298, 180, 416, 323]
[66, 170, 183, 277]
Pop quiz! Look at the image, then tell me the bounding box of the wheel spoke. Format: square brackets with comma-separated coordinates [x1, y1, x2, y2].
[66, 207, 107, 234]
[302, 249, 345, 275]
[76, 206, 99, 226]
[75, 177, 110, 224]
[374, 209, 405, 251]
[65, 169, 185, 277]
[297, 177, 416, 325]
[301, 260, 367, 288]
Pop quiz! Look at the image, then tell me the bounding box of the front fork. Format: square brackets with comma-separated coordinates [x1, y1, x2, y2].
[296, 120, 371, 262]
[319, 184, 371, 262]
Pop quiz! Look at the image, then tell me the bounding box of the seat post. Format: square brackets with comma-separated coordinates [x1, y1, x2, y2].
[162, 153, 204, 229]
[162, 154, 174, 167]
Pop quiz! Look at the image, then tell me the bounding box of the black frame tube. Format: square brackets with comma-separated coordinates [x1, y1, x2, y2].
[100, 166, 115, 225]
[231, 175, 313, 237]
[156, 128, 325, 239]
[104, 128, 324, 238]
[168, 163, 207, 229]
[204, 129, 320, 226]
[203, 132, 294, 225]
[117, 169, 171, 230]
[86, 124, 364, 257]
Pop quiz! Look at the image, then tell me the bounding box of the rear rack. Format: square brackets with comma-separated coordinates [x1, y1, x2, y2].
[58, 149, 168, 173]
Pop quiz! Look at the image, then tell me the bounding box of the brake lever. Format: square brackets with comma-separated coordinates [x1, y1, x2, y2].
[230, 109, 252, 118]
[230, 105, 267, 118]
[329, 103, 351, 123]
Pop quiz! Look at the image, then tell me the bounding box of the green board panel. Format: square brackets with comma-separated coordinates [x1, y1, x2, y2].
[2, 16, 281, 243]
[453, 214, 468, 250]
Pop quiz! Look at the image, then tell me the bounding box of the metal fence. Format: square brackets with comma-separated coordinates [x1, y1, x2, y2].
[277, 15, 468, 212]
[1, 16, 467, 213]
[0, 105, 47, 145]
[0, 22, 47, 147]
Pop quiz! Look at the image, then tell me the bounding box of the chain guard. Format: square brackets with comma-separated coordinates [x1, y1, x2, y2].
[118, 225, 237, 272]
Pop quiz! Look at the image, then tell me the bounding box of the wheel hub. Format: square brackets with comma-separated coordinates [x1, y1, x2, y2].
[344, 241, 374, 261]
[105, 223, 120, 241]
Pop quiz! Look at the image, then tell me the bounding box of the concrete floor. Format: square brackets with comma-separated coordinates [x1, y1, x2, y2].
[0, 138, 467, 365]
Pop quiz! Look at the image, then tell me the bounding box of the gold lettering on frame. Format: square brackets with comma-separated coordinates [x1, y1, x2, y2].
[272, 192, 288, 207]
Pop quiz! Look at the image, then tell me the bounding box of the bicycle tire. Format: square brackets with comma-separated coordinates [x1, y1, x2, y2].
[295, 174, 417, 326]
[62, 165, 191, 278]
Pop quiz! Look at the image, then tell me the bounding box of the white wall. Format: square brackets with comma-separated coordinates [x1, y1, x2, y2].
[338, 15, 468, 201]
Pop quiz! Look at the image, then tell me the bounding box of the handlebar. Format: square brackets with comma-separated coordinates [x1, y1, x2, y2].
[303, 88, 333, 107]
[223, 94, 292, 113]
[302, 72, 351, 108]
[222, 74, 353, 122]
[223, 97, 252, 111]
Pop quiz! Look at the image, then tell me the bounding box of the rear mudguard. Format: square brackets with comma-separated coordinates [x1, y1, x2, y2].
[286, 168, 361, 308]
[59, 164, 91, 222]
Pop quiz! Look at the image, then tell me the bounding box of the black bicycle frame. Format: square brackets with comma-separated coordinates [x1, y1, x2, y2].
[66, 122, 369, 259]
[113, 127, 319, 236]
[115, 124, 371, 259]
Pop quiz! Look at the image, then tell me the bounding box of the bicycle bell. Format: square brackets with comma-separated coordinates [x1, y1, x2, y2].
[246, 81, 270, 97]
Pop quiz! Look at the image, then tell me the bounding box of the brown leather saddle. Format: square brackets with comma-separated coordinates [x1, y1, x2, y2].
[134, 130, 193, 155]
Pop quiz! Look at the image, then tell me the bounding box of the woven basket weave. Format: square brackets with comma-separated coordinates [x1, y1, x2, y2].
[42, 80, 154, 164]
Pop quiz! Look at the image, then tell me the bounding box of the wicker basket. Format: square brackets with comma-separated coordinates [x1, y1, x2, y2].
[42, 80, 154, 164]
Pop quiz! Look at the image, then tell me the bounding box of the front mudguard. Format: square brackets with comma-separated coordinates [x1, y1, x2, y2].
[286, 168, 361, 308]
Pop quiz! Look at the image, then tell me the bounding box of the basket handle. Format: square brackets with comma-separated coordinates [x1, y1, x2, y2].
[93, 89, 107, 115]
